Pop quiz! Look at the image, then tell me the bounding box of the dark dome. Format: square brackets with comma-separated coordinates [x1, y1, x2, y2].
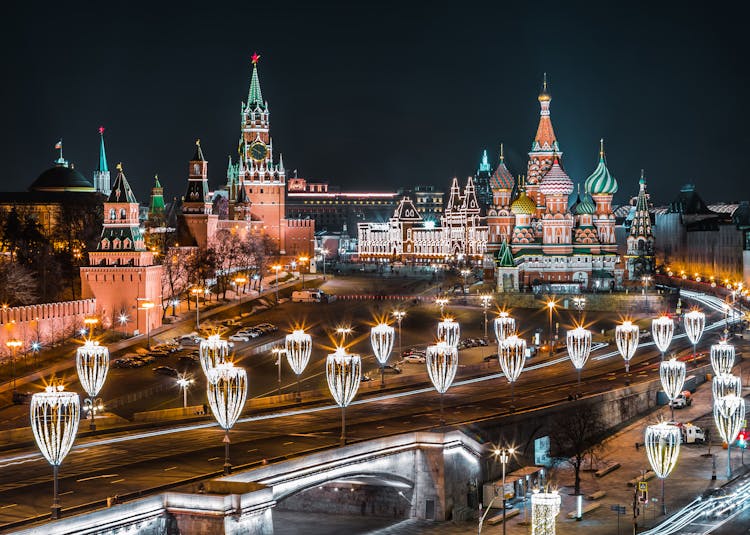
[30, 163, 94, 192]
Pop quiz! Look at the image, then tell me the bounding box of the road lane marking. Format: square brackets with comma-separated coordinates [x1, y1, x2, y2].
[76, 474, 118, 482]
[208, 457, 220, 461]
[247, 448, 258, 453]
[59, 491, 74, 496]
[0, 504, 18, 509]
[164, 466, 177, 471]
[110, 479, 125, 484]
[376, 426, 384, 429]
[283, 441, 294, 446]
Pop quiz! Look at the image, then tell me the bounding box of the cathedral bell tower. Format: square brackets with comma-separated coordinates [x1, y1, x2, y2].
[182, 140, 218, 249]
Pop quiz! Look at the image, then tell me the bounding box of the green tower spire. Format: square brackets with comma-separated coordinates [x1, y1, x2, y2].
[97, 126, 108, 173]
[247, 52, 265, 109]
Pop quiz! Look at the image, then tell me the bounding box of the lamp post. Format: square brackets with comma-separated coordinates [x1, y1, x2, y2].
[710, 342, 735, 375]
[652, 315, 674, 360]
[546, 300, 556, 356]
[494, 312, 516, 344]
[480, 295, 492, 340]
[139, 301, 154, 349]
[461, 268, 471, 296]
[176, 374, 193, 408]
[615, 320, 639, 385]
[437, 318, 461, 349]
[199, 334, 230, 380]
[30, 384, 80, 519]
[371, 323, 395, 388]
[426, 341, 459, 426]
[83, 317, 99, 340]
[5, 339, 22, 392]
[644, 423, 681, 515]
[234, 275, 247, 304]
[391, 310, 406, 359]
[714, 394, 745, 479]
[660, 358, 686, 420]
[76, 340, 109, 432]
[271, 346, 286, 396]
[272, 264, 281, 303]
[684, 310, 705, 367]
[206, 362, 248, 475]
[326, 348, 362, 446]
[335, 326, 353, 347]
[491, 446, 516, 535]
[436, 297, 449, 316]
[641, 275, 652, 295]
[298, 255, 309, 289]
[191, 287, 204, 329]
[572, 296, 586, 322]
[498, 335, 526, 411]
[285, 330, 312, 402]
[566, 327, 592, 392]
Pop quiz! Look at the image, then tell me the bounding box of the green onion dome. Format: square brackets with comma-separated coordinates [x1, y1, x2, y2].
[575, 193, 596, 215]
[511, 191, 536, 215]
[585, 140, 618, 195]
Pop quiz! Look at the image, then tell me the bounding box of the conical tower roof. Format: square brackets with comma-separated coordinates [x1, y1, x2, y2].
[585, 139, 618, 195]
[630, 170, 653, 238]
[247, 52, 265, 110]
[496, 239, 515, 267]
[490, 144, 515, 190]
[108, 163, 138, 203]
[193, 139, 206, 162]
[97, 126, 108, 173]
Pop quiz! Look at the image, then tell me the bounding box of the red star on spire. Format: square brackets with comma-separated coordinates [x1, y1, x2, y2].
[98, 126, 105, 135]
[251, 52, 260, 65]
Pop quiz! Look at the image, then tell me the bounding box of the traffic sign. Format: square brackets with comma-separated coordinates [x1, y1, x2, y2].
[610, 505, 626, 514]
[638, 482, 648, 491]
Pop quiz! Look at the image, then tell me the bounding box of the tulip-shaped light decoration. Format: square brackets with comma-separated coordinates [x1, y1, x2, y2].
[615, 321, 639, 385]
[645, 423, 681, 515]
[285, 330, 312, 402]
[660, 359, 686, 420]
[710, 342, 735, 376]
[200, 334, 230, 381]
[714, 394, 746, 479]
[207, 363, 248, 474]
[712, 374, 742, 400]
[531, 490, 561, 535]
[498, 335, 526, 411]
[75, 340, 109, 431]
[652, 316, 674, 360]
[326, 348, 361, 446]
[684, 310, 705, 366]
[437, 318, 460, 349]
[426, 341, 459, 425]
[370, 323, 395, 388]
[30, 385, 80, 519]
[566, 327, 592, 391]
[494, 312, 516, 344]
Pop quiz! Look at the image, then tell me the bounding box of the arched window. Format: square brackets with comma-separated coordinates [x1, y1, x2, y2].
[123, 238, 131, 249]
[109, 208, 116, 220]
[101, 239, 109, 250]
[113, 238, 121, 249]
[120, 209, 126, 219]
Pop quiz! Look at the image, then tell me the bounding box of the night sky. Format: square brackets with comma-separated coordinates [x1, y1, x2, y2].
[2, 2, 746, 206]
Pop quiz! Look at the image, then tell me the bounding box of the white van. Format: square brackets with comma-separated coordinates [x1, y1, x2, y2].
[292, 290, 331, 303]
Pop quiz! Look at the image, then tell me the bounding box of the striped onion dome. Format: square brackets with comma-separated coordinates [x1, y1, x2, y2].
[575, 192, 596, 215]
[585, 140, 618, 195]
[490, 159, 514, 190]
[511, 191, 536, 215]
[539, 157, 574, 196]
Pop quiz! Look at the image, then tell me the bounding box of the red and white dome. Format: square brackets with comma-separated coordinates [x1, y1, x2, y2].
[539, 158, 574, 196]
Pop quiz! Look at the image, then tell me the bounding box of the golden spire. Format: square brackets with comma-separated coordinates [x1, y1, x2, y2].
[499, 142, 505, 162]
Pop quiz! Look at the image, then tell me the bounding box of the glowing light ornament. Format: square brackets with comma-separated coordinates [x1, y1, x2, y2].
[651, 316, 674, 359]
[30, 385, 80, 519]
[566, 327, 592, 390]
[714, 394, 746, 479]
[426, 342, 459, 425]
[206, 363, 248, 474]
[615, 321, 639, 385]
[683, 310, 705, 365]
[644, 423, 681, 515]
[437, 318, 460, 349]
[494, 312, 516, 344]
[285, 330, 312, 402]
[75, 340, 109, 432]
[326, 348, 362, 446]
[660, 358, 686, 420]
[710, 342, 735, 375]
[498, 335, 526, 411]
[531, 490, 561, 535]
[370, 323, 395, 388]
[200, 334, 230, 381]
[712, 374, 742, 400]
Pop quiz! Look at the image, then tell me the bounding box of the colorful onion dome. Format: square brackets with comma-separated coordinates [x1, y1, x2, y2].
[539, 157, 574, 196]
[490, 144, 514, 190]
[585, 139, 618, 195]
[576, 193, 596, 215]
[538, 73, 551, 103]
[511, 190, 536, 215]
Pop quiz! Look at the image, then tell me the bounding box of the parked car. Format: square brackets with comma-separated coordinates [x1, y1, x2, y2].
[402, 354, 426, 364]
[383, 364, 403, 374]
[401, 348, 425, 358]
[153, 366, 178, 377]
[236, 329, 260, 338]
[229, 334, 251, 342]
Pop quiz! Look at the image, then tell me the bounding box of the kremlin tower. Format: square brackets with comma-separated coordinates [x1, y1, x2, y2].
[625, 171, 655, 279]
[92, 127, 111, 196]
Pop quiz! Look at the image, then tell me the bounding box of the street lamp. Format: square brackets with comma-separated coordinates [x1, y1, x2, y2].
[82, 317, 99, 340]
[644, 423, 681, 515]
[437, 318, 461, 349]
[75, 340, 109, 432]
[272, 264, 282, 303]
[5, 339, 22, 392]
[460, 268, 471, 295]
[546, 300, 556, 356]
[30, 384, 80, 519]
[426, 341, 458, 426]
[566, 327, 592, 392]
[335, 326, 353, 347]
[271, 346, 286, 396]
[660, 358, 686, 420]
[480, 295, 492, 339]
[572, 296, 586, 322]
[391, 310, 406, 358]
[118, 312, 129, 336]
[710, 342, 735, 375]
[491, 446, 516, 535]
[531, 490, 561, 535]
[199, 334, 229, 380]
[191, 287, 204, 329]
[326, 348, 362, 446]
[494, 312, 516, 344]
[684, 310, 705, 367]
[138, 301, 155, 349]
[285, 330, 312, 402]
[234, 275, 247, 304]
[371, 323, 395, 388]
[318, 247, 328, 280]
[206, 362, 248, 475]
[498, 335, 526, 411]
[435, 297, 449, 315]
[298, 255, 309, 289]
[641, 275, 652, 295]
[712, 373, 742, 399]
[615, 320, 639, 385]
[652, 315, 674, 360]
[176, 374, 193, 408]
[714, 394, 745, 479]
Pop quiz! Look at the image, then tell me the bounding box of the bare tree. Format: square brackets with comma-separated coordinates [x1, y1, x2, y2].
[0, 262, 38, 305]
[161, 247, 190, 317]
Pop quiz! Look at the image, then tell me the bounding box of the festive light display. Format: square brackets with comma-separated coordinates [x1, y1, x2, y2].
[326, 348, 362, 445]
[615, 321, 639, 383]
[30, 385, 81, 518]
[426, 342, 459, 425]
[200, 334, 230, 381]
[712, 374, 742, 400]
[660, 359, 686, 419]
[370, 323, 395, 388]
[644, 423, 681, 515]
[710, 342, 735, 376]
[494, 312, 516, 344]
[651, 316, 674, 358]
[75, 340, 109, 431]
[683, 310, 705, 360]
[531, 490, 561, 535]
[285, 330, 312, 402]
[714, 394, 746, 479]
[566, 327, 592, 388]
[206, 363, 248, 474]
[437, 318, 461, 349]
[498, 335, 526, 410]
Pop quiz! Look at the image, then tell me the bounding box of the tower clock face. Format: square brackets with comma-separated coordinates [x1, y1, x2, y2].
[250, 141, 268, 161]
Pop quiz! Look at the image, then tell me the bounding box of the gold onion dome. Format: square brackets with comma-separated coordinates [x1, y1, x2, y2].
[585, 139, 618, 195]
[538, 73, 551, 102]
[511, 189, 536, 215]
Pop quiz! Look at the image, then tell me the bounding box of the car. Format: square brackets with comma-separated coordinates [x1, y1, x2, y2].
[401, 348, 426, 358]
[236, 329, 260, 338]
[383, 364, 403, 374]
[229, 334, 251, 342]
[361, 373, 373, 382]
[402, 354, 426, 364]
[153, 366, 178, 377]
[483, 355, 498, 363]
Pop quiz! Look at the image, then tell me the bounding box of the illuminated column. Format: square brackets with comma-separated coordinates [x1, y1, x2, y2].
[426, 342, 459, 425]
[683, 310, 705, 367]
[710, 342, 735, 375]
[714, 394, 745, 479]
[712, 374, 742, 399]
[566, 327, 592, 392]
[651, 316, 674, 360]
[75, 341, 109, 432]
[660, 359, 686, 420]
[200, 334, 230, 380]
[370, 323, 395, 388]
[498, 335, 526, 411]
[437, 318, 460, 349]
[207, 363, 248, 475]
[644, 423, 681, 515]
[326, 348, 362, 446]
[493, 312, 516, 344]
[285, 330, 312, 402]
[531, 490, 561, 535]
[615, 321, 639, 385]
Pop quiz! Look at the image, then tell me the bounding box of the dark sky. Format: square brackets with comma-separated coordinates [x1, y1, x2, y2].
[1, 1, 746, 206]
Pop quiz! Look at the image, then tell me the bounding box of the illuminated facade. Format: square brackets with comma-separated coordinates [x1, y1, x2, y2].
[624, 171, 655, 280]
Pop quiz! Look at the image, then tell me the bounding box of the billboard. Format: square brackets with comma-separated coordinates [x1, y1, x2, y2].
[534, 436, 551, 466]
